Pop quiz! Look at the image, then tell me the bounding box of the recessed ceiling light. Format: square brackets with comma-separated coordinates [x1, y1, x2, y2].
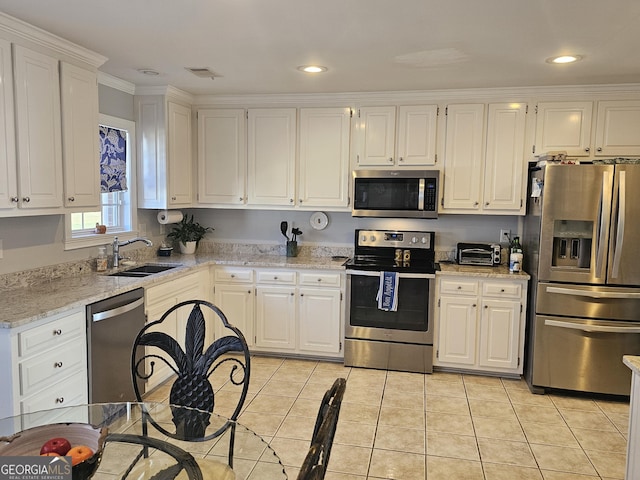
[297, 65, 328, 73]
[546, 55, 583, 64]
[137, 68, 160, 76]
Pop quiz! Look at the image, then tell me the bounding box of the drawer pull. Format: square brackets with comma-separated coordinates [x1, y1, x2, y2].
[54, 361, 63, 368]
[53, 329, 62, 336]
[55, 397, 64, 404]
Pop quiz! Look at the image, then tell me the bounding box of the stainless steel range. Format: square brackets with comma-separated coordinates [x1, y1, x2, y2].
[344, 229, 437, 374]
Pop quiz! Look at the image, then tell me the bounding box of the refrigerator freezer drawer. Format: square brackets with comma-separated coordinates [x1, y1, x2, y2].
[536, 282, 640, 321]
[531, 315, 640, 396]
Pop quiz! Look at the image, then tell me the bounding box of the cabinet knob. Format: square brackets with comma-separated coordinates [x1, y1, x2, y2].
[289, 198, 294, 203]
[300, 293, 304, 297]
[457, 286, 462, 289]
[399, 157, 404, 162]
[55, 397, 64, 404]
[68, 196, 75, 202]
[54, 361, 63, 368]
[23, 197, 30, 203]
[484, 305, 488, 309]
[500, 288, 505, 292]
[290, 292, 294, 296]
[473, 201, 479, 207]
[299, 199, 303, 203]
[171, 196, 177, 200]
[10, 196, 18, 203]
[472, 304, 477, 308]
[485, 202, 490, 206]
[274, 276, 278, 280]
[247, 290, 251, 294]
[53, 329, 62, 336]
[239, 197, 244, 201]
[585, 147, 590, 152]
[317, 278, 322, 282]
[230, 274, 235, 278]
[388, 157, 394, 163]
[597, 147, 603, 152]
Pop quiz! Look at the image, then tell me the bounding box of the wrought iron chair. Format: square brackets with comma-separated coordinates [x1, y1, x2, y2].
[297, 377, 347, 480]
[130, 299, 251, 474]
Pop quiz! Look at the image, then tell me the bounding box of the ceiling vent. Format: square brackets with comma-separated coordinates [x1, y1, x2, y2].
[185, 67, 218, 79]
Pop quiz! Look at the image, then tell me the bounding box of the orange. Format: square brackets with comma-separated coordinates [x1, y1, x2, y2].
[67, 445, 94, 466]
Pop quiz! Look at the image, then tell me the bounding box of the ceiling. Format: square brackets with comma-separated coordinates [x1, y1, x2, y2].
[1, 0, 640, 96]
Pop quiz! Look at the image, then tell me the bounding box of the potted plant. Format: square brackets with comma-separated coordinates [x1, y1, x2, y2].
[167, 214, 213, 254]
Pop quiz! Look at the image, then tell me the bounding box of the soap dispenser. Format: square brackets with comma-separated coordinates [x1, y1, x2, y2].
[96, 246, 108, 272]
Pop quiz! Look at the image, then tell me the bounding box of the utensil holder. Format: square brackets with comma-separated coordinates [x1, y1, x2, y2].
[286, 241, 298, 257]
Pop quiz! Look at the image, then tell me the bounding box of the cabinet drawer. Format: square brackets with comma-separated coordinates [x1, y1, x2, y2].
[19, 336, 86, 396]
[299, 272, 341, 287]
[482, 281, 522, 298]
[440, 279, 479, 295]
[20, 375, 88, 428]
[256, 270, 296, 285]
[18, 310, 84, 358]
[214, 267, 254, 283]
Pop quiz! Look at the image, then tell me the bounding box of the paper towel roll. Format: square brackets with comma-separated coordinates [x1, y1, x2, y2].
[157, 210, 183, 224]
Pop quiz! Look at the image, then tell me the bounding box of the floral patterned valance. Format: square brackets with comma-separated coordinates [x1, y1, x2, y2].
[100, 125, 127, 193]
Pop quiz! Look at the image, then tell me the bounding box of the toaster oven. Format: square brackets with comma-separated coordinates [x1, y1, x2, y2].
[457, 243, 501, 267]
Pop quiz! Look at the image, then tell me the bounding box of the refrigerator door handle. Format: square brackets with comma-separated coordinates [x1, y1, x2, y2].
[545, 318, 640, 334]
[546, 285, 640, 299]
[595, 171, 611, 279]
[611, 171, 626, 278]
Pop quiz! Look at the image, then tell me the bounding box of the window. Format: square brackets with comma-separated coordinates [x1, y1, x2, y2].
[64, 114, 137, 250]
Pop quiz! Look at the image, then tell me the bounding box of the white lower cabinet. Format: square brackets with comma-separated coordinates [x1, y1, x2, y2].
[435, 275, 527, 375]
[144, 268, 210, 391]
[213, 266, 343, 358]
[0, 308, 88, 422]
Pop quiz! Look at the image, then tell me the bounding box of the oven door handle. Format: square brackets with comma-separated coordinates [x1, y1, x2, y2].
[346, 269, 435, 279]
[545, 318, 640, 334]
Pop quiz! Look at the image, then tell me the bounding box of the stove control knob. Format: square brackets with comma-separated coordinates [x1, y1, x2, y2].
[370, 235, 376, 242]
[421, 237, 427, 244]
[411, 236, 418, 243]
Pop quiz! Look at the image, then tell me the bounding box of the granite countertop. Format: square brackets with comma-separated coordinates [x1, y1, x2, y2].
[438, 262, 531, 279]
[0, 252, 349, 329]
[1, 253, 530, 330]
[624, 356, 640, 376]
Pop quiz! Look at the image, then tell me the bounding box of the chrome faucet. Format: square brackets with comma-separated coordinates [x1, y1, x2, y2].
[112, 236, 153, 268]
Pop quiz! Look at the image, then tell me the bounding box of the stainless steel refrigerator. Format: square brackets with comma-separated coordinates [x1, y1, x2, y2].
[523, 162, 640, 396]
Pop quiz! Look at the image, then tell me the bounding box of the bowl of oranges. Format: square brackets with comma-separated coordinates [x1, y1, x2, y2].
[0, 422, 107, 480]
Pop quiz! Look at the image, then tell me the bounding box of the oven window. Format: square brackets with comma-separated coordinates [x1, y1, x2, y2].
[354, 178, 420, 210]
[349, 275, 430, 331]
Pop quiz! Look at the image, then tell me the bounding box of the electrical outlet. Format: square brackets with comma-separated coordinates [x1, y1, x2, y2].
[500, 229, 511, 243]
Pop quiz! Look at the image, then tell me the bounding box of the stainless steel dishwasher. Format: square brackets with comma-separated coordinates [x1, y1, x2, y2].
[86, 288, 145, 403]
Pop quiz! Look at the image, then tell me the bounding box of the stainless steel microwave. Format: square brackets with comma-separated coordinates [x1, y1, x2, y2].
[352, 170, 439, 218]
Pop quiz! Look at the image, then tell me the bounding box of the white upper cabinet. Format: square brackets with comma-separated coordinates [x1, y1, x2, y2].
[298, 107, 351, 208]
[60, 62, 100, 208]
[534, 100, 640, 158]
[442, 103, 527, 214]
[247, 108, 296, 206]
[355, 105, 438, 167]
[0, 38, 17, 210]
[197, 109, 246, 205]
[442, 104, 486, 210]
[594, 100, 640, 157]
[13, 45, 63, 209]
[136, 93, 193, 209]
[483, 103, 527, 212]
[534, 101, 593, 157]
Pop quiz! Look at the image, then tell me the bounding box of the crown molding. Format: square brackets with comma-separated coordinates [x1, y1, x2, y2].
[192, 83, 640, 108]
[97, 72, 135, 95]
[134, 85, 194, 104]
[0, 11, 107, 67]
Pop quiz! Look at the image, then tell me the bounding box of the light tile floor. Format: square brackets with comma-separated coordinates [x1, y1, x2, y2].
[146, 356, 630, 480]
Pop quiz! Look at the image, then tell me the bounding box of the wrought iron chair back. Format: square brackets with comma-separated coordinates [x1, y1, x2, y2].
[131, 299, 251, 449]
[297, 377, 346, 480]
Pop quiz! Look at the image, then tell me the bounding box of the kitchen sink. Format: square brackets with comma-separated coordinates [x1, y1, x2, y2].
[109, 264, 180, 277]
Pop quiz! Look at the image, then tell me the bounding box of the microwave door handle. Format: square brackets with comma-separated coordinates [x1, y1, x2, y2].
[545, 318, 640, 334]
[595, 170, 611, 279]
[611, 170, 625, 278]
[418, 178, 425, 210]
